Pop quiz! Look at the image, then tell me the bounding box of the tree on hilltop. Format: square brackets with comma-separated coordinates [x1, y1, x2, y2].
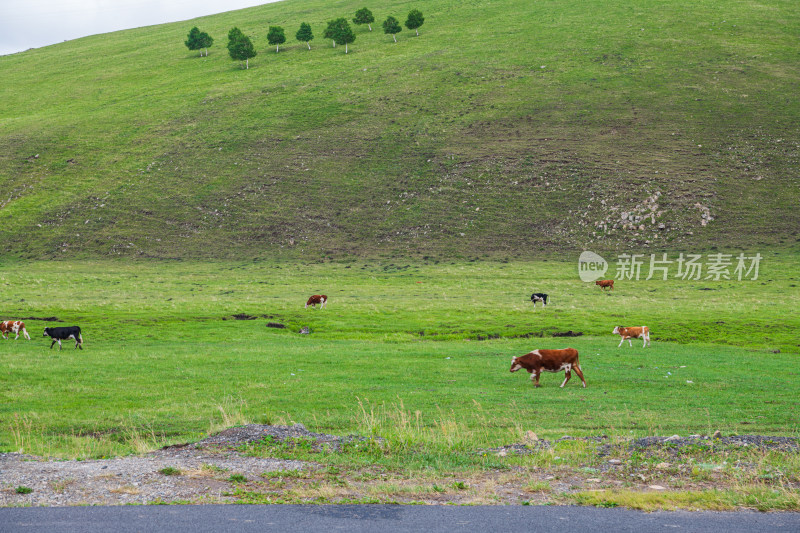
[296, 22, 314, 49]
[323, 19, 337, 47]
[353, 8, 375, 31]
[267, 26, 286, 52]
[185, 27, 201, 55]
[331, 18, 356, 54]
[186, 27, 213, 57]
[382, 16, 402, 42]
[405, 9, 424, 36]
[227, 27, 256, 69]
[197, 31, 213, 56]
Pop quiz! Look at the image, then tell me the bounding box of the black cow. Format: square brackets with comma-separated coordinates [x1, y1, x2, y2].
[530, 293, 549, 308]
[43, 326, 83, 350]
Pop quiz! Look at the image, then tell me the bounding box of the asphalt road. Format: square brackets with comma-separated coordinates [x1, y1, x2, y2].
[2, 505, 799, 532]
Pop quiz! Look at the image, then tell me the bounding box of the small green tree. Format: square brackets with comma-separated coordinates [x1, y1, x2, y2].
[185, 27, 202, 56]
[197, 31, 213, 56]
[267, 26, 286, 53]
[296, 22, 314, 50]
[323, 20, 337, 47]
[331, 18, 356, 54]
[382, 16, 402, 42]
[405, 9, 424, 36]
[227, 28, 256, 69]
[353, 8, 375, 31]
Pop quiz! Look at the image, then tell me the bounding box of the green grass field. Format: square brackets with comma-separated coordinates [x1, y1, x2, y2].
[1, 257, 797, 459]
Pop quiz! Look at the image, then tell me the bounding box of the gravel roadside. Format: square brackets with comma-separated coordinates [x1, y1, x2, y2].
[0, 447, 308, 506]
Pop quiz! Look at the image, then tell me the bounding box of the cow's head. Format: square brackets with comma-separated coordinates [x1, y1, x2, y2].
[509, 356, 523, 373]
[612, 326, 622, 334]
[43, 328, 50, 337]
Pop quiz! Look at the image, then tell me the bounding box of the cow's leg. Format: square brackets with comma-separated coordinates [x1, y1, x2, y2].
[58, 339, 63, 350]
[23, 328, 30, 340]
[533, 370, 541, 388]
[573, 365, 587, 388]
[628, 338, 633, 347]
[50, 339, 56, 349]
[560, 370, 572, 388]
[617, 336, 625, 347]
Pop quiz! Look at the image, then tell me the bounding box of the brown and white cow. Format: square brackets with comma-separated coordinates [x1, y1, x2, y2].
[305, 295, 327, 309]
[595, 279, 614, 290]
[613, 326, 650, 347]
[0, 320, 31, 340]
[509, 348, 586, 388]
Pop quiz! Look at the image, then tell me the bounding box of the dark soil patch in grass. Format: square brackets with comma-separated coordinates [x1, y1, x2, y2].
[552, 330, 583, 337]
[507, 331, 546, 339]
[21, 316, 61, 322]
[266, 322, 286, 329]
[231, 314, 257, 320]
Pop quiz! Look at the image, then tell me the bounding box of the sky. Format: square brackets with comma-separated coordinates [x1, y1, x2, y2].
[0, 0, 281, 56]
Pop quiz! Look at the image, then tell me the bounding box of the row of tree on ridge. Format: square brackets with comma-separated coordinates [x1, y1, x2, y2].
[185, 8, 425, 68]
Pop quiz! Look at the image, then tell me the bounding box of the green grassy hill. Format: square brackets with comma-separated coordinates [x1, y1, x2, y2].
[1, 0, 798, 259]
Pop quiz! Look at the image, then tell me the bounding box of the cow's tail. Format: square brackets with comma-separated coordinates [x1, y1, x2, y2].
[545, 295, 550, 304]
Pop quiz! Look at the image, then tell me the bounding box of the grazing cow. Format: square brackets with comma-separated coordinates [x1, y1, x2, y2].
[0, 320, 31, 340]
[43, 326, 83, 350]
[509, 347, 586, 388]
[613, 326, 650, 347]
[595, 279, 614, 290]
[530, 293, 549, 308]
[305, 295, 327, 309]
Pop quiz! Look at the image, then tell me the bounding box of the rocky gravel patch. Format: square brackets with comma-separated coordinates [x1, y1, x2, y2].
[622, 434, 799, 453]
[482, 434, 798, 457]
[0, 424, 380, 507]
[191, 423, 379, 451]
[0, 448, 307, 507]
